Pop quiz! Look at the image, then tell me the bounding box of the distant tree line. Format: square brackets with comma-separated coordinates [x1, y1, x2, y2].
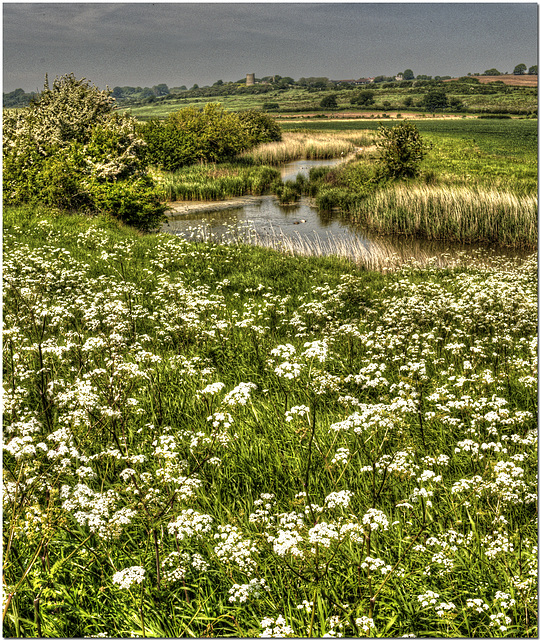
[3, 88, 38, 107]
[4, 65, 537, 108]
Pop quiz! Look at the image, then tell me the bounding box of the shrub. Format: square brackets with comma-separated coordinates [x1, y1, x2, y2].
[375, 121, 431, 179]
[3, 74, 166, 230]
[237, 110, 282, 146]
[141, 104, 282, 171]
[351, 90, 375, 106]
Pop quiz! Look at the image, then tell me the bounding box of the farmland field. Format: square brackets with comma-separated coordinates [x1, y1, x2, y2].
[119, 82, 538, 121]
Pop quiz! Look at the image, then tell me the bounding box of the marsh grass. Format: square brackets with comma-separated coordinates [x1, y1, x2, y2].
[349, 185, 538, 247]
[240, 131, 376, 165]
[152, 164, 281, 201]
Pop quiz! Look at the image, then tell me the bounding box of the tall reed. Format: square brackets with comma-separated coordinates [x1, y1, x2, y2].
[152, 164, 280, 201]
[349, 185, 538, 247]
[241, 131, 376, 165]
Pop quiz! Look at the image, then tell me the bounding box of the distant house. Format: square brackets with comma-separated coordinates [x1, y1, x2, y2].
[395, 74, 404, 82]
[357, 78, 374, 84]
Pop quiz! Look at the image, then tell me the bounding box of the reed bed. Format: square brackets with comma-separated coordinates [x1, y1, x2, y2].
[241, 131, 376, 165]
[170, 222, 521, 272]
[350, 185, 538, 248]
[152, 164, 280, 201]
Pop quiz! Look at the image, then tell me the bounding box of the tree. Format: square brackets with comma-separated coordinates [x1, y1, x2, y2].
[513, 63, 527, 75]
[402, 69, 415, 80]
[3, 74, 165, 230]
[375, 121, 431, 179]
[448, 96, 464, 111]
[237, 110, 282, 146]
[528, 65, 538, 75]
[320, 94, 338, 109]
[422, 88, 448, 111]
[140, 103, 281, 171]
[152, 84, 169, 96]
[351, 89, 375, 106]
[484, 68, 501, 76]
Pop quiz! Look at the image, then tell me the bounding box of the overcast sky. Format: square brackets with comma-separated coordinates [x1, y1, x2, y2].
[3, 2, 538, 93]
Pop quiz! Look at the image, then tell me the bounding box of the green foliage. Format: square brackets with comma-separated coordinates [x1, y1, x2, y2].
[351, 90, 375, 106]
[3, 207, 537, 637]
[375, 121, 431, 179]
[237, 109, 282, 146]
[319, 94, 338, 109]
[2, 74, 165, 230]
[275, 182, 301, 204]
[422, 88, 449, 111]
[140, 104, 282, 171]
[88, 176, 168, 231]
[3, 87, 38, 107]
[154, 163, 281, 201]
[513, 63, 527, 75]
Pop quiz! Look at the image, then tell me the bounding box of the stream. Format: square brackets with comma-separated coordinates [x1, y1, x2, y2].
[162, 158, 533, 265]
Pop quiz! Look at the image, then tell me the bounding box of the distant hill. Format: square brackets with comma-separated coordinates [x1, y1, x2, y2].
[444, 75, 537, 87]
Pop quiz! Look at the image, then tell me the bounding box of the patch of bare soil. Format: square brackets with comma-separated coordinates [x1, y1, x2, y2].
[444, 75, 537, 87]
[166, 196, 262, 216]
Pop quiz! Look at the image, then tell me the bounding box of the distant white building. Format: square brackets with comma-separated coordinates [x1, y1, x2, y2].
[395, 74, 404, 82]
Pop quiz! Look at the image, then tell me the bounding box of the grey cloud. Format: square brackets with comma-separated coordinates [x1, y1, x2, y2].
[3, 3, 538, 92]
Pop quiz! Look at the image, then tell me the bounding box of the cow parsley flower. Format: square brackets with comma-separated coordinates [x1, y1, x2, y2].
[112, 566, 145, 589]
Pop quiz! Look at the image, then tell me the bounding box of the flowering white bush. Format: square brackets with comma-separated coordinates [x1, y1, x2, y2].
[3, 74, 165, 230]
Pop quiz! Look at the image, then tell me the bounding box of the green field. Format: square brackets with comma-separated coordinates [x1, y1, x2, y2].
[119, 83, 538, 121]
[282, 118, 538, 194]
[3, 73, 538, 638]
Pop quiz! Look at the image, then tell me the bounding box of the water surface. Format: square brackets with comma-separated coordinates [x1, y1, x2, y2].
[162, 158, 533, 264]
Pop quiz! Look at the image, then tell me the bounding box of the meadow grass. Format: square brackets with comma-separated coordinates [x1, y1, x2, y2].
[290, 118, 537, 246]
[3, 204, 537, 638]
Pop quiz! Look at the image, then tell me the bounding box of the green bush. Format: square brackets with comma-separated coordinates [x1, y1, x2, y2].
[88, 176, 166, 231]
[375, 121, 431, 179]
[237, 109, 282, 146]
[320, 94, 338, 109]
[351, 90, 375, 106]
[140, 104, 282, 171]
[3, 74, 166, 230]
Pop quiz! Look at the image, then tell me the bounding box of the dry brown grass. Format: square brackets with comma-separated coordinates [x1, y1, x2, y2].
[444, 75, 538, 87]
[240, 131, 377, 165]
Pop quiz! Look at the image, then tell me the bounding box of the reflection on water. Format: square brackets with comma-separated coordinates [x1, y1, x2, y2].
[279, 157, 345, 183]
[162, 159, 534, 265]
[164, 195, 366, 242]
